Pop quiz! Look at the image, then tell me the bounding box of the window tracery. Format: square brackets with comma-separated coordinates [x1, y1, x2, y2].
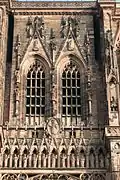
[62, 61, 81, 125]
[26, 61, 45, 123]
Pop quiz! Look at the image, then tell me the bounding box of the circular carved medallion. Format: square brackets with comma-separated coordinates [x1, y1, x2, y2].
[47, 118, 59, 136]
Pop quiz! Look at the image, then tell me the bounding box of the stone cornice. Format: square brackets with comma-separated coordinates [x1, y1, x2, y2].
[10, 1, 97, 9]
[11, 10, 98, 16]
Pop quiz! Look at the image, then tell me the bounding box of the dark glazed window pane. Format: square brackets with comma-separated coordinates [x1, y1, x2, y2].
[37, 79, 40, 87]
[78, 107, 81, 115]
[68, 98, 71, 105]
[67, 71, 71, 78]
[32, 89, 35, 96]
[42, 88, 45, 96]
[32, 71, 36, 78]
[72, 71, 75, 78]
[26, 107, 30, 114]
[37, 89, 40, 96]
[63, 98, 66, 105]
[31, 107, 35, 114]
[42, 72, 45, 78]
[27, 88, 30, 96]
[68, 107, 71, 115]
[62, 71, 66, 78]
[67, 79, 71, 87]
[26, 61, 46, 117]
[62, 79, 66, 87]
[77, 89, 80, 96]
[72, 88, 76, 96]
[37, 71, 40, 78]
[27, 79, 31, 87]
[41, 107, 45, 114]
[73, 107, 76, 115]
[32, 79, 35, 86]
[42, 98, 45, 105]
[62, 88, 66, 96]
[62, 107, 66, 115]
[67, 88, 71, 96]
[72, 79, 75, 87]
[31, 98, 35, 105]
[77, 79, 80, 86]
[77, 72, 80, 78]
[27, 71, 31, 78]
[42, 80, 45, 87]
[72, 98, 76, 105]
[26, 97, 30, 105]
[37, 98, 40, 105]
[36, 107, 40, 115]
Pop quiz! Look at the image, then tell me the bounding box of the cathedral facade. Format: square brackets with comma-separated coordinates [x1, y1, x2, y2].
[0, 0, 120, 179]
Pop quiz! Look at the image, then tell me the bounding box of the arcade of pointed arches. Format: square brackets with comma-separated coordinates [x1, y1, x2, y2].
[1, 173, 106, 180]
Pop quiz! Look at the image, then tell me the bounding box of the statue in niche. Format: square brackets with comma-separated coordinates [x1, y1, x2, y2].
[32, 153, 38, 167]
[72, 17, 78, 37]
[106, 30, 113, 47]
[106, 153, 110, 169]
[14, 154, 19, 168]
[60, 152, 67, 167]
[67, 35, 74, 51]
[22, 153, 28, 168]
[26, 17, 33, 38]
[51, 152, 57, 168]
[34, 16, 44, 38]
[70, 153, 75, 167]
[89, 152, 95, 168]
[32, 39, 39, 51]
[80, 153, 85, 168]
[68, 16, 73, 27]
[60, 16, 67, 38]
[99, 153, 104, 168]
[41, 152, 47, 167]
[4, 153, 9, 167]
[15, 70, 20, 84]
[110, 96, 118, 111]
[110, 80, 118, 112]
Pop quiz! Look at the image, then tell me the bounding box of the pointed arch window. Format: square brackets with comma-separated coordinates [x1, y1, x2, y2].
[62, 61, 81, 118]
[26, 61, 45, 117]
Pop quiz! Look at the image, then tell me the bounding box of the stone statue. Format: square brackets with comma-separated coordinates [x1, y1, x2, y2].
[22, 154, 28, 168]
[32, 39, 39, 51]
[32, 153, 38, 167]
[61, 152, 66, 167]
[67, 36, 74, 51]
[4, 153, 9, 167]
[51, 153, 57, 168]
[110, 96, 118, 111]
[41, 153, 47, 167]
[70, 153, 75, 167]
[14, 154, 19, 168]
[60, 16, 66, 38]
[89, 152, 95, 168]
[80, 153, 85, 168]
[26, 17, 33, 38]
[99, 153, 104, 168]
[34, 16, 44, 38]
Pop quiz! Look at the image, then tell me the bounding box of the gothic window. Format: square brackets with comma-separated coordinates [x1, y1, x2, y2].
[62, 61, 81, 123]
[26, 61, 45, 117]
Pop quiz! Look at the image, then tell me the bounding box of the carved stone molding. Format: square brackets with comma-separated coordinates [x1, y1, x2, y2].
[11, 1, 97, 9]
[105, 126, 120, 137]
